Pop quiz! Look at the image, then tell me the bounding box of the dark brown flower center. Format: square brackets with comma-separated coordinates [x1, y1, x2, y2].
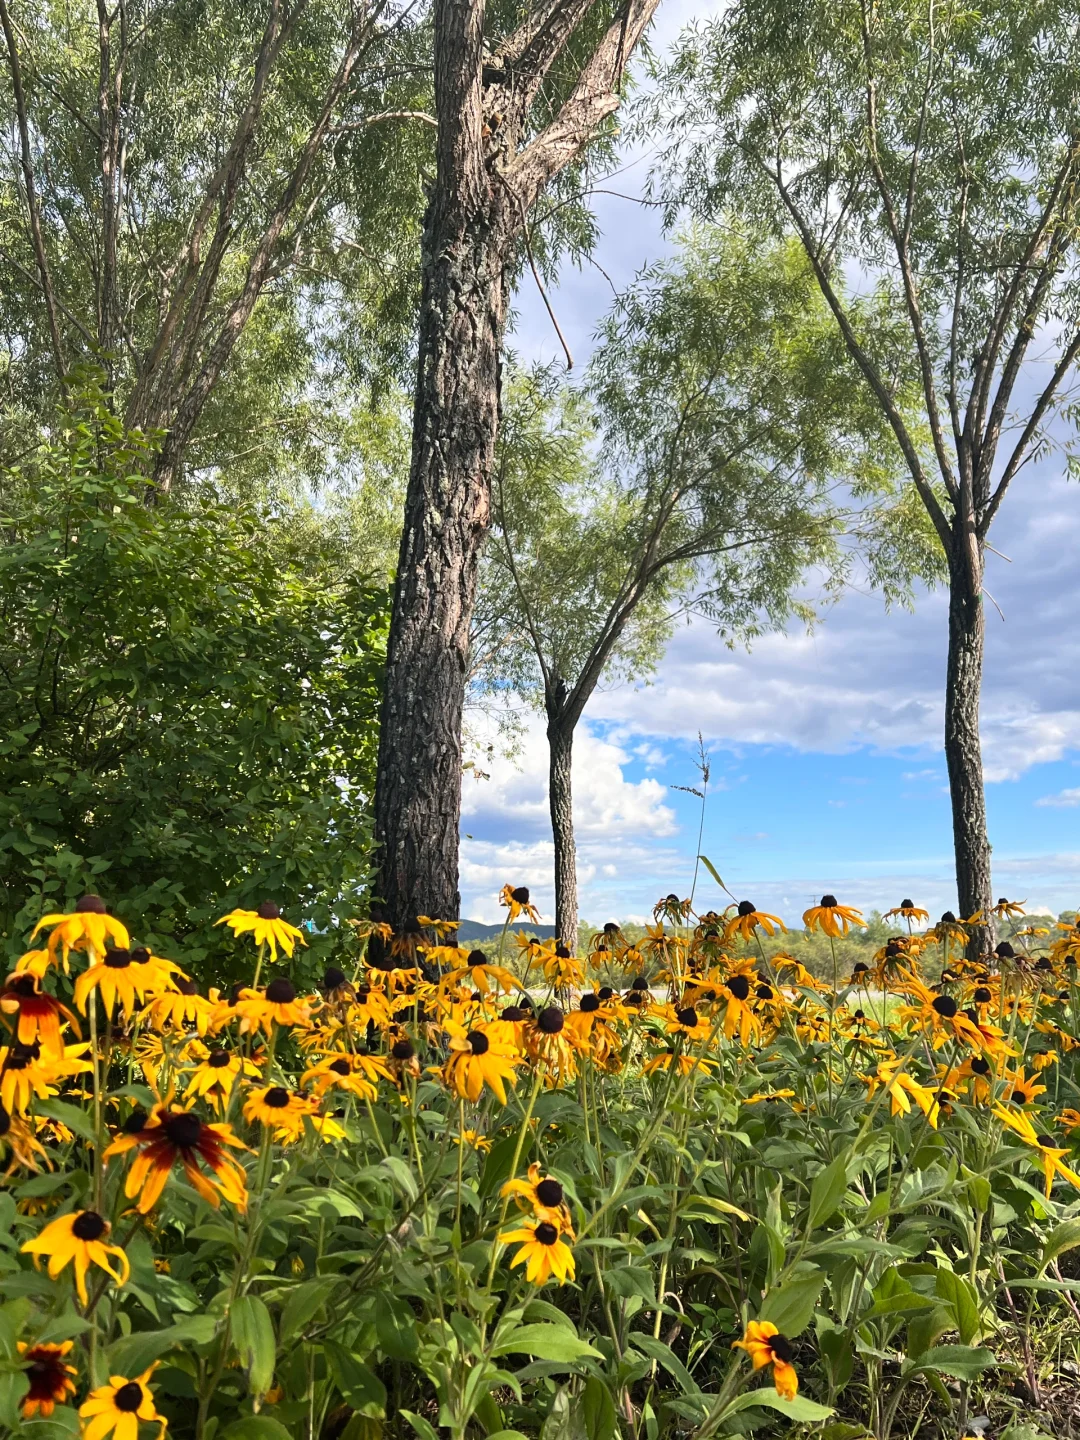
[122, 1107, 148, 1133]
[737, 900, 756, 916]
[130, 948, 151, 964]
[900, 899, 914, 910]
[76, 894, 106, 914]
[535, 1178, 563, 1206]
[104, 949, 132, 969]
[164, 1111, 202, 1148]
[598, 986, 613, 1000]
[502, 1006, 524, 1022]
[770, 1333, 794, 1363]
[932, 995, 959, 1018]
[264, 1087, 290, 1108]
[72, 1210, 106, 1240]
[538, 1007, 564, 1034]
[579, 994, 600, 1013]
[391, 1039, 415, 1061]
[323, 967, 347, 991]
[257, 901, 281, 920]
[467, 1030, 490, 1055]
[114, 1381, 144, 1412]
[330, 1059, 351, 1076]
[177, 979, 198, 996]
[676, 1006, 699, 1027]
[974, 987, 992, 1003]
[467, 949, 487, 965]
[1012, 1089, 1028, 1104]
[208, 1051, 231, 1068]
[9, 975, 36, 997]
[756, 984, 774, 1000]
[511, 887, 530, 904]
[534, 1221, 559, 1246]
[820, 894, 837, 908]
[726, 975, 750, 1002]
[265, 978, 296, 1004]
[1037, 1134, 1056, 1149]
[970, 1057, 991, 1075]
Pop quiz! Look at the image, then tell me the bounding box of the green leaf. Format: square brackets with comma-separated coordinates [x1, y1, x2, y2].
[578, 1375, 616, 1440]
[1041, 1217, 1080, 1271]
[221, 1419, 295, 1440]
[324, 1342, 387, 1418]
[231, 1295, 276, 1401]
[34, 1098, 97, 1144]
[724, 1388, 835, 1421]
[628, 1334, 699, 1395]
[809, 1150, 851, 1230]
[759, 1269, 825, 1338]
[0, 1367, 30, 1430]
[278, 1278, 339, 1343]
[492, 1324, 603, 1362]
[908, 1345, 997, 1382]
[697, 855, 728, 893]
[400, 1409, 439, 1440]
[375, 1292, 418, 1360]
[934, 1269, 982, 1345]
[107, 1315, 218, 1374]
[683, 1194, 753, 1223]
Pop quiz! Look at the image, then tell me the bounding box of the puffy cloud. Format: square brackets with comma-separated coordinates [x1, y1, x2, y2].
[460, 718, 678, 921]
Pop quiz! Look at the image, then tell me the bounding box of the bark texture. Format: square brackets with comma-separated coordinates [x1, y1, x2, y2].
[374, 0, 663, 927]
[547, 712, 577, 949]
[944, 540, 992, 947]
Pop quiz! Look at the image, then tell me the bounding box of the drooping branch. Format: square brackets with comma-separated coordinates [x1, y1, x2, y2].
[0, 0, 66, 383]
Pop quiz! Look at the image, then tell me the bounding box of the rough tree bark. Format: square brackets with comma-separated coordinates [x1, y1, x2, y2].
[374, 0, 663, 927]
[547, 687, 577, 949]
[944, 540, 992, 928]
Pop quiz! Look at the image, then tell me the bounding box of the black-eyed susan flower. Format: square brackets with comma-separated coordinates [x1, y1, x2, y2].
[501, 1162, 575, 1233]
[895, 970, 987, 1050]
[653, 893, 693, 925]
[0, 1101, 49, 1172]
[79, 1364, 166, 1440]
[21, 1209, 130, 1305]
[445, 950, 519, 996]
[17, 1341, 78, 1417]
[1056, 1108, 1080, 1135]
[499, 884, 540, 923]
[993, 1105, 1080, 1197]
[216, 901, 306, 963]
[74, 948, 183, 1021]
[665, 1004, 713, 1043]
[731, 1321, 798, 1400]
[31, 895, 130, 968]
[301, 1052, 391, 1101]
[864, 1059, 942, 1127]
[884, 899, 930, 925]
[723, 901, 785, 945]
[993, 897, 1026, 920]
[454, 1128, 492, 1152]
[1002, 1065, 1047, 1106]
[442, 1024, 520, 1103]
[243, 1085, 312, 1141]
[182, 1045, 261, 1110]
[642, 1046, 717, 1077]
[803, 894, 865, 938]
[0, 1040, 92, 1114]
[233, 978, 312, 1038]
[720, 972, 760, 1045]
[143, 979, 215, 1035]
[499, 1216, 575, 1285]
[0, 972, 80, 1056]
[104, 1104, 249, 1212]
[524, 1006, 579, 1086]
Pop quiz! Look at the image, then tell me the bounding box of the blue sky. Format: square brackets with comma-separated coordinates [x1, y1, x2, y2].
[457, 4, 1080, 926]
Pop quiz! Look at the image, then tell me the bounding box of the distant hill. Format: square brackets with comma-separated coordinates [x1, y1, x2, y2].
[455, 920, 559, 941]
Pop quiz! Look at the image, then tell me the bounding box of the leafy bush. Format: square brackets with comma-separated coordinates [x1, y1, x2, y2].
[2, 889, 1080, 1440]
[0, 380, 387, 970]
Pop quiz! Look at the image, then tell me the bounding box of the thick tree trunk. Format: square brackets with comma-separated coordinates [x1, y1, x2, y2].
[548, 718, 578, 950]
[944, 537, 993, 951]
[373, 189, 511, 927]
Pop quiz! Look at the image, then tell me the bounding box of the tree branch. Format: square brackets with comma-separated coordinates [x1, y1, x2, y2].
[0, 0, 67, 383]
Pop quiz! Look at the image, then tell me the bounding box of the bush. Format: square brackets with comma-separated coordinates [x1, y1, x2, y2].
[0, 379, 387, 972]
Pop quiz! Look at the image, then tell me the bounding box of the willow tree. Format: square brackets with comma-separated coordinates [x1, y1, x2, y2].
[653, 0, 1080, 939]
[0, 0, 428, 490]
[373, 0, 664, 930]
[477, 229, 934, 945]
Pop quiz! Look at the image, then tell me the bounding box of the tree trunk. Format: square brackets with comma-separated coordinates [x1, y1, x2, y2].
[548, 718, 578, 950]
[373, 188, 512, 927]
[944, 536, 993, 952]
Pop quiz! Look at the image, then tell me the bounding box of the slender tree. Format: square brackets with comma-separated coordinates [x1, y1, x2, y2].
[653, 0, 1080, 941]
[476, 230, 934, 944]
[373, 0, 664, 929]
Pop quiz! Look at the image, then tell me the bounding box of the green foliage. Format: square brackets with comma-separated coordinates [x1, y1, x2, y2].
[0, 377, 388, 971]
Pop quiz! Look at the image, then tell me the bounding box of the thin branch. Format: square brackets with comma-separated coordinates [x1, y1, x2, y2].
[331, 108, 437, 131]
[0, 0, 67, 382]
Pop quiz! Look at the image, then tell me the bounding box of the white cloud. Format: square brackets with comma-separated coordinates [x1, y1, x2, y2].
[459, 717, 678, 921]
[1036, 787, 1080, 808]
